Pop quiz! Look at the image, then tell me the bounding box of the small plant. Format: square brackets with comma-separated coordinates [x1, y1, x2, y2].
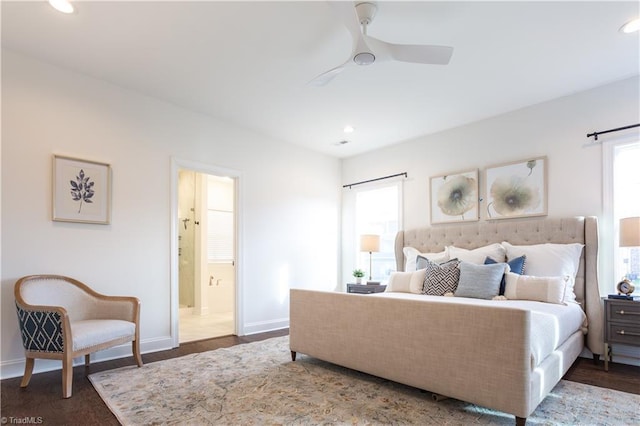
[352, 269, 365, 278]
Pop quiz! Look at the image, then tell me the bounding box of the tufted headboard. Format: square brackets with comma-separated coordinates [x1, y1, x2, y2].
[394, 216, 602, 355]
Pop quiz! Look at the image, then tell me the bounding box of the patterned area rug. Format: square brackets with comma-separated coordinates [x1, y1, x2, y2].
[89, 336, 638, 425]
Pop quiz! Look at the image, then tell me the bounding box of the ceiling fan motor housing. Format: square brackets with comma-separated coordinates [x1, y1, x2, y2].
[356, 2, 378, 26]
[354, 2, 378, 65]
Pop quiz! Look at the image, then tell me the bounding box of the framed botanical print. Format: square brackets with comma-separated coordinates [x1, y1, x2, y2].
[430, 169, 479, 224]
[53, 155, 111, 224]
[484, 156, 547, 220]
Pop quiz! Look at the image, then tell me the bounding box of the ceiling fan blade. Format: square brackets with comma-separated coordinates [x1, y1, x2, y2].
[308, 63, 347, 87]
[366, 35, 453, 65]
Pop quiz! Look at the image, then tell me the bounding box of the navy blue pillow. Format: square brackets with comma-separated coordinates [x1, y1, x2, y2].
[484, 255, 526, 295]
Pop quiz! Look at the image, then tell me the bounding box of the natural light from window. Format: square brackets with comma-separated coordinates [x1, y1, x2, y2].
[355, 183, 401, 282]
[613, 141, 640, 289]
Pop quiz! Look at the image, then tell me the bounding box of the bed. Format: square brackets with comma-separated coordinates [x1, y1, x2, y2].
[289, 216, 602, 425]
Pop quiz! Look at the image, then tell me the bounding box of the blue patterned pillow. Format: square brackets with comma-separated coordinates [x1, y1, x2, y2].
[422, 258, 461, 295]
[484, 255, 526, 295]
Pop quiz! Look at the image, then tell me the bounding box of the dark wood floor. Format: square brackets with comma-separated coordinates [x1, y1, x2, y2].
[2, 329, 638, 425]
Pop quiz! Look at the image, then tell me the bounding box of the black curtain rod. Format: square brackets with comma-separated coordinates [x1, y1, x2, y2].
[587, 123, 640, 141]
[343, 172, 408, 189]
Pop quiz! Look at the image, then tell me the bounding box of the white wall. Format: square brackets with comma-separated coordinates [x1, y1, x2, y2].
[1, 49, 341, 378]
[341, 76, 640, 285]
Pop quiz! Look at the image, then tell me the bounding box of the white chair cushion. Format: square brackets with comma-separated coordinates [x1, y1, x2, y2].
[71, 319, 136, 351]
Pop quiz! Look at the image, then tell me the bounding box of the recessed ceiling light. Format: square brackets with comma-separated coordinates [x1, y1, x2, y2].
[620, 18, 640, 33]
[49, 0, 74, 14]
[343, 126, 355, 133]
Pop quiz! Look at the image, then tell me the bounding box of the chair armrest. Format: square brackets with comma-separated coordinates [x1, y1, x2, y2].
[93, 296, 140, 323]
[15, 302, 71, 353]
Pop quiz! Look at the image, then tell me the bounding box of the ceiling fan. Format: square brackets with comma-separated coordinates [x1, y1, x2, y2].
[309, 2, 453, 87]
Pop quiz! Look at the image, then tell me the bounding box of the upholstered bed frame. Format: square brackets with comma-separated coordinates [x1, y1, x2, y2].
[290, 216, 602, 424]
[394, 216, 602, 355]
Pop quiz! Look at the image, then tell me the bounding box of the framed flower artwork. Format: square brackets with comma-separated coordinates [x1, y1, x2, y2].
[484, 156, 547, 220]
[53, 155, 111, 224]
[430, 169, 479, 224]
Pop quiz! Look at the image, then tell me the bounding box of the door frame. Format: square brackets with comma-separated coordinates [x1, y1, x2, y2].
[170, 157, 243, 347]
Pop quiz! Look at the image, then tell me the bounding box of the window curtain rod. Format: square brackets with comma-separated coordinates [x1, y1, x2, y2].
[343, 172, 407, 189]
[586, 123, 639, 141]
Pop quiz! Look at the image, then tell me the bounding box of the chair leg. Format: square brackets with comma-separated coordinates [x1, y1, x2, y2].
[20, 357, 35, 388]
[133, 340, 143, 367]
[62, 357, 73, 398]
[85, 354, 90, 367]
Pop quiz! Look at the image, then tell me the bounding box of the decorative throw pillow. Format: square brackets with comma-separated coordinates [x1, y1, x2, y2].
[416, 253, 450, 270]
[503, 272, 569, 305]
[403, 246, 449, 271]
[501, 242, 583, 303]
[455, 261, 509, 299]
[447, 243, 506, 265]
[484, 255, 527, 295]
[386, 269, 427, 294]
[422, 258, 461, 296]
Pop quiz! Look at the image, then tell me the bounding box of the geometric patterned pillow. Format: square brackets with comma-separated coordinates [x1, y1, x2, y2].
[422, 258, 461, 295]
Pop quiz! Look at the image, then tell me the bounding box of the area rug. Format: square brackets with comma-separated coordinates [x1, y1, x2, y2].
[89, 336, 638, 425]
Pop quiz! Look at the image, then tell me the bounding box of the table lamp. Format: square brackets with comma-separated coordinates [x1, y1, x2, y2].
[619, 216, 640, 293]
[360, 234, 380, 281]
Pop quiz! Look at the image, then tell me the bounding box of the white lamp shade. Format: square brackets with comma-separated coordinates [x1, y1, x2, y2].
[360, 234, 380, 253]
[620, 217, 640, 247]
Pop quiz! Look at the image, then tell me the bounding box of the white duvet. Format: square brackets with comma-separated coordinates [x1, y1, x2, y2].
[369, 292, 587, 369]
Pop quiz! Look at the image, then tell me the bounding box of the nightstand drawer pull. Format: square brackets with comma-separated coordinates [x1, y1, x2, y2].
[615, 310, 640, 316]
[616, 330, 640, 337]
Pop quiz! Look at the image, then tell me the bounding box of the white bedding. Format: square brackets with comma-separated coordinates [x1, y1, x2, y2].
[368, 292, 587, 369]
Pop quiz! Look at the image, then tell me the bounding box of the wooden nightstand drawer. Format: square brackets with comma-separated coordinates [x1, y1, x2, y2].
[606, 323, 640, 346]
[607, 301, 640, 323]
[603, 297, 640, 371]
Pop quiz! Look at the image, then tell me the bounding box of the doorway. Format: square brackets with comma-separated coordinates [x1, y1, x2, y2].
[176, 168, 236, 343]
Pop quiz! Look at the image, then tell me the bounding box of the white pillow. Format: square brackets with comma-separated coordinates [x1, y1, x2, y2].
[504, 272, 569, 305]
[386, 269, 427, 294]
[447, 243, 506, 265]
[403, 247, 449, 271]
[501, 241, 583, 303]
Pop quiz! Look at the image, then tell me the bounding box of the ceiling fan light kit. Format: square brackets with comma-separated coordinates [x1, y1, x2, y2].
[309, 1, 454, 86]
[354, 52, 375, 65]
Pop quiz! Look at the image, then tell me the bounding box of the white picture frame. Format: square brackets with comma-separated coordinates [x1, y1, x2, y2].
[53, 155, 111, 224]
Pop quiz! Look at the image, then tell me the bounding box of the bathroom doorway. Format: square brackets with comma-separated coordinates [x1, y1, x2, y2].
[177, 169, 236, 343]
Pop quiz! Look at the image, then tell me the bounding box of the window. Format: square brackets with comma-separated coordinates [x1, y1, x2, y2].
[207, 176, 234, 263]
[604, 140, 640, 291]
[354, 182, 402, 281]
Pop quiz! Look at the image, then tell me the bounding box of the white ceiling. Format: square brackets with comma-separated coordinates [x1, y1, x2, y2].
[2, 1, 639, 158]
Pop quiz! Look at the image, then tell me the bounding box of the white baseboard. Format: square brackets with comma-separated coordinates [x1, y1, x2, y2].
[0, 336, 174, 380]
[241, 318, 289, 336]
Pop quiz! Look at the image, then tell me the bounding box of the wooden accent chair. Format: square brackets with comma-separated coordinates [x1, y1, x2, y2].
[14, 275, 143, 398]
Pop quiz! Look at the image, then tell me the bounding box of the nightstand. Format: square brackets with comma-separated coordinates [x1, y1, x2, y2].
[604, 298, 640, 371]
[346, 284, 386, 294]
